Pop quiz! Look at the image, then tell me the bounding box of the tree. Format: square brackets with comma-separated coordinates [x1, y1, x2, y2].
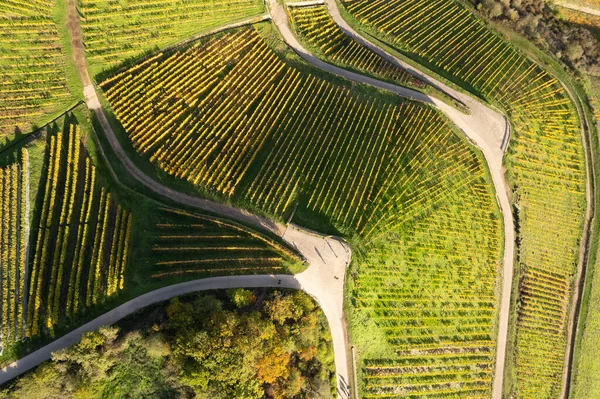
[101, 336, 180, 399]
[266, 291, 307, 325]
[2, 290, 335, 399]
[5, 363, 66, 399]
[255, 346, 291, 385]
[227, 288, 256, 308]
[51, 326, 119, 384]
[483, 0, 503, 18]
[506, 8, 520, 22]
[566, 43, 585, 61]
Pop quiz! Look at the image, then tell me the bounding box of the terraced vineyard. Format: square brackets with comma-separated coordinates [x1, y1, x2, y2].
[342, 0, 587, 396]
[77, 0, 265, 76]
[149, 207, 300, 279]
[0, 0, 72, 135]
[101, 24, 504, 396]
[26, 122, 132, 337]
[287, 5, 425, 89]
[0, 149, 29, 347]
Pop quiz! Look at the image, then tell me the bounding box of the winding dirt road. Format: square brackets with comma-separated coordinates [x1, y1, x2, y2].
[2, 2, 517, 398]
[555, 1, 600, 16]
[270, 1, 515, 397]
[0, 6, 354, 398]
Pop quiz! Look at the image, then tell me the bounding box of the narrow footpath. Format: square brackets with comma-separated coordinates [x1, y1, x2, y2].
[269, 1, 515, 398]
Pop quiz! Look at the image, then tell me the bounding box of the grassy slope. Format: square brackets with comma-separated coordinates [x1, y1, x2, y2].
[53, 0, 83, 102]
[571, 212, 600, 398]
[337, 2, 593, 397]
[568, 64, 600, 399]
[489, 23, 594, 399]
[485, 21, 600, 398]
[463, 10, 600, 399]
[533, 15, 600, 394]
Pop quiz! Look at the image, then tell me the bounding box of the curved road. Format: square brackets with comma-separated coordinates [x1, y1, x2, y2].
[270, 1, 515, 398]
[555, 1, 600, 16]
[2, 3, 516, 399]
[0, 269, 351, 387]
[76, 7, 354, 399]
[1, 5, 354, 398]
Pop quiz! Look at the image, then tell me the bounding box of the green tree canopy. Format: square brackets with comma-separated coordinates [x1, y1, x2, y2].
[1, 289, 334, 399]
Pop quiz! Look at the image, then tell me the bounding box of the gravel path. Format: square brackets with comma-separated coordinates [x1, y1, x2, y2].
[1, 2, 524, 397]
[555, 1, 600, 16]
[0, 6, 354, 398]
[271, 1, 515, 397]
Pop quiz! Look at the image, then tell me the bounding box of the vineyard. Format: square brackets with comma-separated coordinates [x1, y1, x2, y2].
[342, 0, 587, 396]
[149, 207, 301, 279]
[353, 172, 502, 398]
[0, 149, 29, 348]
[101, 24, 504, 396]
[0, 0, 72, 135]
[77, 0, 265, 76]
[0, 0, 591, 394]
[26, 122, 132, 337]
[101, 26, 490, 237]
[286, 5, 425, 89]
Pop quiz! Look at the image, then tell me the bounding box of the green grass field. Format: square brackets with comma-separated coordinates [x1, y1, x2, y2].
[99, 22, 504, 397]
[77, 0, 266, 78]
[341, 0, 587, 396]
[587, 75, 600, 123]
